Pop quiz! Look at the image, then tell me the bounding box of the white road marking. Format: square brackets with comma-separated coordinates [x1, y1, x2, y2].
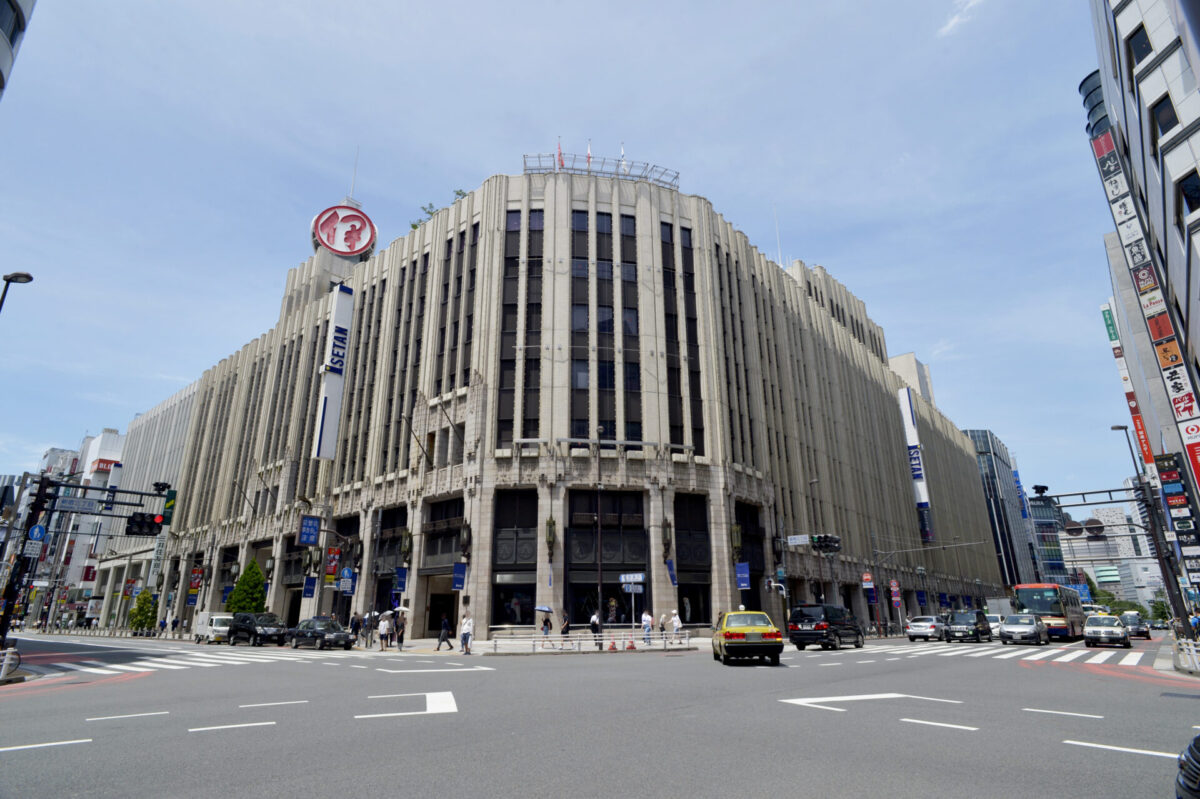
[188, 721, 276, 733]
[1086, 652, 1114, 664]
[0, 738, 92, 752]
[100, 663, 155, 673]
[1022, 648, 1068, 661]
[964, 648, 1003, 657]
[351, 665, 367, 669]
[901, 718, 978, 731]
[936, 648, 976, 657]
[131, 661, 185, 670]
[86, 711, 169, 722]
[1118, 652, 1143, 666]
[992, 649, 1028, 659]
[355, 691, 457, 719]
[887, 657, 900, 661]
[818, 663, 841, 667]
[1023, 708, 1103, 719]
[780, 693, 962, 712]
[856, 660, 876, 664]
[152, 658, 216, 668]
[176, 656, 254, 665]
[51, 662, 119, 675]
[374, 665, 494, 674]
[238, 700, 309, 708]
[1052, 651, 1088, 663]
[1062, 740, 1176, 758]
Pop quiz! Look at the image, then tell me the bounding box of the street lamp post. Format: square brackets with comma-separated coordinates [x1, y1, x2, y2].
[596, 427, 603, 642]
[0, 271, 32, 316]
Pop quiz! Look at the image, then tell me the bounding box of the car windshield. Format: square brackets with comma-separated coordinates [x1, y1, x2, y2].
[255, 614, 282, 625]
[949, 612, 976, 624]
[790, 606, 825, 621]
[986, 616, 1002, 623]
[212, 618, 231, 627]
[1120, 614, 1140, 624]
[726, 613, 771, 628]
[1088, 616, 1120, 627]
[315, 620, 343, 631]
[911, 617, 934, 623]
[1005, 615, 1036, 625]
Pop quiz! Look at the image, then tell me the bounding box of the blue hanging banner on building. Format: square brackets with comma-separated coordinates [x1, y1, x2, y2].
[186, 592, 197, 607]
[395, 566, 408, 593]
[302, 576, 317, 598]
[452, 562, 467, 591]
[666, 558, 677, 587]
[735, 562, 751, 590]
[938, 592, 949, 607]
[865, 587, 877, 605]
[222, 585, 234, 604]
[916, 590, 927, 606]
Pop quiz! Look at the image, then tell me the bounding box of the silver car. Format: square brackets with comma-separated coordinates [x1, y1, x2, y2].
[1083, 614, 1132, 648]
[905, 616, 944, 641]
[998, 613, 1049, 645]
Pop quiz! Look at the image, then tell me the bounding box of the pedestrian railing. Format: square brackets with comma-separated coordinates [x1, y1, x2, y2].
[1177, 638, 1200, 674]
[486, 628, 691, 654]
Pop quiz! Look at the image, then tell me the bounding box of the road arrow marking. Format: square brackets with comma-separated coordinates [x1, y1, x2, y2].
[780, 692, 963, 712]
[355, 691, 458, 719]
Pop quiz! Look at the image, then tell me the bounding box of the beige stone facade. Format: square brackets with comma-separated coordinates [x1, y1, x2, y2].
[160, 172, 1001, 637]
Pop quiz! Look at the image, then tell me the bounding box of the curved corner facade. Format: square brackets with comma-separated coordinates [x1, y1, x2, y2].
[97, 171, 1001, 637]
[0, 0, 34, 103]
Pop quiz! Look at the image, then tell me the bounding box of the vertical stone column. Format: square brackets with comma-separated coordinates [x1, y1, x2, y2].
[99, 566, 118, 630]
[649, 485, 673, 634]
[268, 535, 285, 613]
[354, 506, 375, 617]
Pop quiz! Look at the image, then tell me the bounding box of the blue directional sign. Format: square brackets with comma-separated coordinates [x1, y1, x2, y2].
[735, 562, 751, 590]
[28, 524, 46, 542]
[302, 576, 317, 598]
[666, 559, 677, 587]
[340, 566, 353, 580]
[298, 515, 321, 546]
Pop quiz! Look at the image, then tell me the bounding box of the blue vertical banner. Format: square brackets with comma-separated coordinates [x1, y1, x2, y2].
[394, 567, 408, 593]
[452, 562, 467, 591]
[916, 590, 927, 607]
[938, 592, 949, 608]
[865, 587, 877, 605]
[302, 576, 317, 598]
[735, 562, 751, 590]
[186, 592, 197, 607]
[666, 558, 678, 587]
[221, 585, 234, 604]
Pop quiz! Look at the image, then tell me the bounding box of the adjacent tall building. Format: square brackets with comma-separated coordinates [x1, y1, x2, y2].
[0, 0, 33, 103]
[82, 159, 1002, 636]
[964, 429, 1040, 587]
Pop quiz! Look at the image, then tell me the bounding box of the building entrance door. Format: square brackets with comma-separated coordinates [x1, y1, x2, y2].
[427, 592, 458, 638]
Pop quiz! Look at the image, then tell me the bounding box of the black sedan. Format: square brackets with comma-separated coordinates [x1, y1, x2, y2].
[289, 617, 354, 650]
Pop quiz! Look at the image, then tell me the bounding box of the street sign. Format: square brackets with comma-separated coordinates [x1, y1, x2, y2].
[889, 579, 899, 589]
[27, 524, 46, 541]
[862, 572, 873, 588]
[775, 567, 785, 580]
[786, 535, 809, 547]
[297, 514, 321, 546]
[622, 583, 644, 594]
[56, 497, 98, 513]
[618, 572, 645, 583]
[340, 566, 353, 580]
[23, 540, 41, 558]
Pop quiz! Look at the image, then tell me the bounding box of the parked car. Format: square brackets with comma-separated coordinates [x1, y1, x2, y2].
[985, 614, 1004, 632]
[1083, 614, 1131, 648]
[196, 613, 233, 645]
[1152, 620, 1169, 630]
[945, 610, 993, 642]
[711, 610, 784, 665]
[787, 604, 864, 650]
[290, 617, 354, 650]
[998, 614, 1049, 645]
[1119, 612, 1152, 639]
[228, 612, 289, 646]
[1178, 731, 1200, 799]
[905, 616, 944, 641]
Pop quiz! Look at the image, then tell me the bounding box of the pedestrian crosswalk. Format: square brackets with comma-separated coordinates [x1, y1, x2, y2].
[780, 641, 1158, 669]
[27, 647, 367, 680]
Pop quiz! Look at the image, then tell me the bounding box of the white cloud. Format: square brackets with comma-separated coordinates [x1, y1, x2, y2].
[938, 0, 985, 37]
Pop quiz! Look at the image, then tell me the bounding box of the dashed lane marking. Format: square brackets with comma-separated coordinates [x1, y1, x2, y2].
[1023, 708, 1103, 719]
[900, 718, 978, 731]
[1062, 740, 1176, 758]
[0, 738, 91, 753]
[86, 711, 169, 721]
[239, 700, 308, 708]
[188, 721, 276, 733]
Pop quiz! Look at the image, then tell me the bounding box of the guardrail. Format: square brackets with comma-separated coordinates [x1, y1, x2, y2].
[1177, 638, 1200, 675]
[487, 629, 691, 654]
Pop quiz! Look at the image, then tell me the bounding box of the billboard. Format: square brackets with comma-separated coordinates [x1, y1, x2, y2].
[898, 387, 934, 543]
[312, 284, 354, 459]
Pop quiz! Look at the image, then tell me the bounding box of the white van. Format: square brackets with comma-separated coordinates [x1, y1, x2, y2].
[194, 612, 234, 644]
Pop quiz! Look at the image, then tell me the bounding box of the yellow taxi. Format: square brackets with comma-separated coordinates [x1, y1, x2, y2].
[711, 610, 784, 666]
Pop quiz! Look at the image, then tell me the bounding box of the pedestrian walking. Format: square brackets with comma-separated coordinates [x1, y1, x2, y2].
[560, 611, 570, 648]
[171, 617, 179, 636]
[460, 611, 474, 655]
[541, 614, 553, 648]
[363, 613, 376, 648]
[396, 612, 407, 651]
[436, 613, 454, 651]
[378, 614, 391, 650]
[590, 610, 601, 650]
[671, 609, 682, 644]
[641, 610, 653, 646]
[659, 613, 666, 637]
[350, 612, 362, 643]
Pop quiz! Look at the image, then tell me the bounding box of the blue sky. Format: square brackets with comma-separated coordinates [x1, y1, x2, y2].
[0, 1, 1131, 497]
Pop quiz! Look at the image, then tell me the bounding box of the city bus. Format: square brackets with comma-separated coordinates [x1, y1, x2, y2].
[1013, 583, 1085, 639]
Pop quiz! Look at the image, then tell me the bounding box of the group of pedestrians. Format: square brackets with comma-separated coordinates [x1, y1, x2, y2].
[349, 610, 407, 650]
[434, 611, 474, 654]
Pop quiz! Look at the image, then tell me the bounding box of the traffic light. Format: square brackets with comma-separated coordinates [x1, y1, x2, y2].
[125, 512, 163, 536]
[161, 489, 177, 525]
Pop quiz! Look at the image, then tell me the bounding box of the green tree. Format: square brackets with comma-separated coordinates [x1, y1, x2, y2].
[128, 589, 157, 632]
[225, 560, 266, 614]
[1151, 599, 1169, 621]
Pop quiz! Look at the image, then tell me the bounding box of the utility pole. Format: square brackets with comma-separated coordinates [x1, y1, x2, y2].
[0, 474, 53, 649]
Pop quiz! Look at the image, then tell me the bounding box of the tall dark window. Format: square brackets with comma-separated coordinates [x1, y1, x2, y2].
[496, 210, 521, 447]
[1126, 25, 1152, 87]
[680, 227, 703, 456]
[571, 209, 590, 441]
[661, 221, 684, 448]
[620, 214, 641, 446]
[462, 222, 478, 387]
[1179, 171, 1200, 233]
[523, 209, 544, 439]
[1151, 94, 1179, 156]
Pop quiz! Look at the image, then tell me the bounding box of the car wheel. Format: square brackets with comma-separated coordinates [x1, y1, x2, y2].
[1001, 639, 1008, 645]
[252, 635, 260, 647]
[832, 633, 842, 650]
[712, 649, 719, 661]
[290, 637, 299, 649]
[229, 635, 236, 646]
[795, 644, 806, 651]
[770, 653, 780, 666]
[1124, 640, 1132, 649]
[721, 652, 731, 665]
[1085, 641, 1094, 647]
[344, 643, 352, 650]
[854, 632, 864, 648]
[909, 636, 916, 642]
[317, 637, 325, 651]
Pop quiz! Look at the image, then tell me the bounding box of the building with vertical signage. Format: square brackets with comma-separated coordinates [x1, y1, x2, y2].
[1027, 492, 1071, 585]
[964, 429, 1039, 587]
[0, 0, 33, 103]
[93, 158, 1002, 639]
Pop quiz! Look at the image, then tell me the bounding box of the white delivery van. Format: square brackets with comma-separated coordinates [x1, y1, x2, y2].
[194, 612, 234, 644]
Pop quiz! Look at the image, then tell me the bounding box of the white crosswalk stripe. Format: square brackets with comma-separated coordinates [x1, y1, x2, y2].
[791, 641, 1156, 671]
[1118, 651, 1143, 666]
[52, 662, 119, 675]
[1052, 650, 1088, 663]
[1086, 651, 1115, 664]
[1021, 648, 1068, 661]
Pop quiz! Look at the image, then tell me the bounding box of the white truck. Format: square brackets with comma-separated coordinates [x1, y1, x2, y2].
[985, 597, 1016, 619]
[192, 611, 233, 644]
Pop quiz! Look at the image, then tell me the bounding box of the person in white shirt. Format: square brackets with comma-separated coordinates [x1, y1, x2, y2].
[460, 611, 474, 655]
[641, 610, 653, 646]
[671, 609, 682, 644]
[378, 614, 391, 650]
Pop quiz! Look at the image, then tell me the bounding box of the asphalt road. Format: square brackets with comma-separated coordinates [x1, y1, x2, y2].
[1, 632, 1195, 798]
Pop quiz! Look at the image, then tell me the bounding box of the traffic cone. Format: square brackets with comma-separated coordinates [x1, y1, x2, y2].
[608, 636, 617, 651]
[626, 633, 636, 650]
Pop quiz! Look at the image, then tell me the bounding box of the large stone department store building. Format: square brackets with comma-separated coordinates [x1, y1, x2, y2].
[96, 158, 1002, 638]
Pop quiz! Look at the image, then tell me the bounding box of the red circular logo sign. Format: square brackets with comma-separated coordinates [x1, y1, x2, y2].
[312, 205, 376, 257]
